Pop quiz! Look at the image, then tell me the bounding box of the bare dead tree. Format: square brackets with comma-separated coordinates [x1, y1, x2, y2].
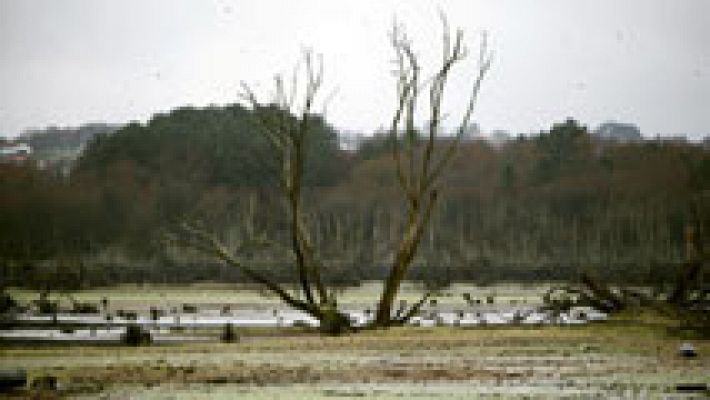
[373, 15, 492, 327]
[171, 50, 351, 334]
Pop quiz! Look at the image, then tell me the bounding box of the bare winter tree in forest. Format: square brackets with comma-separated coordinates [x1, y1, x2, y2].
[172, 15, 491, 333]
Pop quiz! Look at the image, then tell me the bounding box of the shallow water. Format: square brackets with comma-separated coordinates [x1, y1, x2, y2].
[2, 307, 604, 344]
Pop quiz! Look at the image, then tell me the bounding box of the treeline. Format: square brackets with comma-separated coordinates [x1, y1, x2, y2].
[0, 106, 707, 289]
[21, 123, 120, 154]
[0, 104, 345, 289]
[341, 120, 708, 286]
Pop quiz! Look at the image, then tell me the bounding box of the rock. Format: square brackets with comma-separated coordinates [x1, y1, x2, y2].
[678, 343, 697, 358]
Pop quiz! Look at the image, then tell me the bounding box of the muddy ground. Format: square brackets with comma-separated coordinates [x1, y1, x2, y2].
[1, 317, 708, 399]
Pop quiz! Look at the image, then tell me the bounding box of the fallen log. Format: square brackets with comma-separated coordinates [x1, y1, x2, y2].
[580, 272, 626, 312]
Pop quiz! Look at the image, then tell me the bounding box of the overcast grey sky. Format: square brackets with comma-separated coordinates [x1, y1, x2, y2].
[1, 0, 708, 139]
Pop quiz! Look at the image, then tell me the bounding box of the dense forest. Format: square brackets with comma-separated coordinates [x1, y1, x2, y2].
[1, 105, 708, 289]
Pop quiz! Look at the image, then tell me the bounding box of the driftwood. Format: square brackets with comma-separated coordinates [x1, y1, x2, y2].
[541, 277, 653, 314]
[580, 272, 626, 312]
[576, 219, 707, 321]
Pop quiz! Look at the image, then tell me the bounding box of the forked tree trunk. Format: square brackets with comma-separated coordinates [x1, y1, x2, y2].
[375, 198, 437, 325]
[376, 225, 422, 324]
[372, 15, 491, 327]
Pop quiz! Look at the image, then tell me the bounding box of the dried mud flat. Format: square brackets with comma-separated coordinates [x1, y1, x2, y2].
[1, 323, 708, 399]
